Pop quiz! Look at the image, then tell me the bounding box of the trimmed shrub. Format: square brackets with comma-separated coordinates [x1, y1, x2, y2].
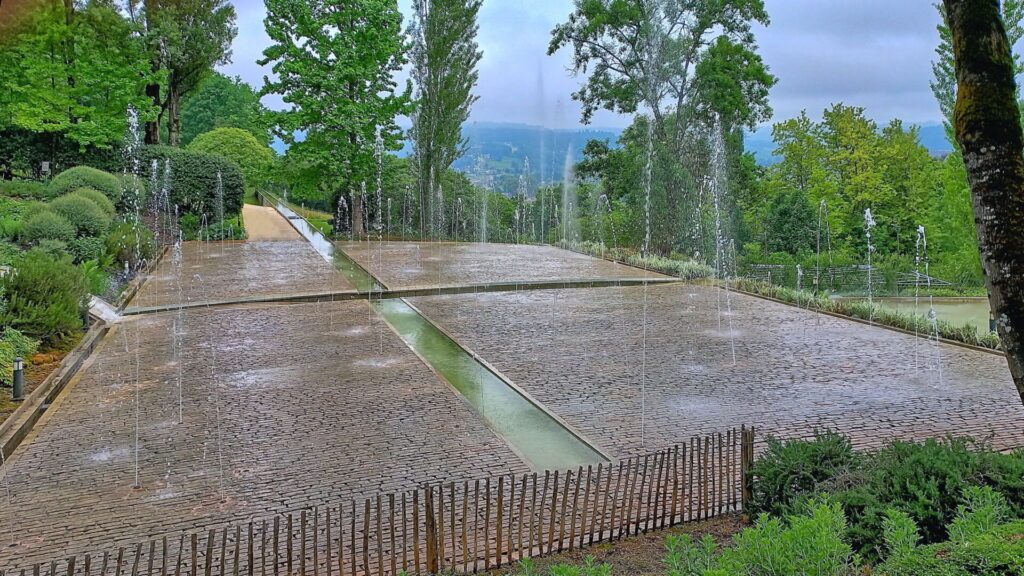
[105, 221, 155, 270]
[187, 127, 275, 189]
[69, 187, 116, 216]
[196, 217, 247, 241]
[749, 431, 859, 517]
[20, 210, 76, 244]
[0, 249, 89, 343]
[140, 146, 245, 221]
[20, 200, 51, 220]
[118, 173, 148, 214]
[34, 239, 69, 259]
[49, 166, 121, 201]
[0, 327, 40, 386]
[49, 194, 112, 237]
[67, 236, 106, 263]
[0, 179, 49, 200]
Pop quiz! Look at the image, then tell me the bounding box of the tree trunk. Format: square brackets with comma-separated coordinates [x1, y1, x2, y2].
[351, 188, 365, 237]
[144, 82, 161, 144]
[167, 80, 181, 147]
[945, 0, 1024, 405]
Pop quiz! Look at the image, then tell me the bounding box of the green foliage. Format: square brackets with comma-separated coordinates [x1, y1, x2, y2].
[260, 0, 413, 235]
[878, 487, 1024, 576]
[119, 174, 149, 214]
[179, 73, 270, 146]
[0, 327, 40, 387]
[105, 222, 155, 269]
[195, 217, 247, 241]
[0, 249, 88, 343]
[511, 557, 612, 576]
[139, 146, 244, 220]
[34, 239, 69, 259]
[49, 194, 111, 237]
[49, 166, 123, 202]
[0, 1, 158, 152]
[0, 217, 21, 241]
[749, 431, 859, 517]
[665, 499, 856, 576]
[66, 236, 106, 264]
[78, 257, 111, 295]
[20, 210, 76, 244]
[0, 179, 49, 200]
[178, 213, 201, 240]
[69, 187, 116, 217]
[187, 127, 275, 189]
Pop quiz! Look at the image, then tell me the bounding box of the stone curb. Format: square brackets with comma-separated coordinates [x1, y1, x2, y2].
[0, 321, 109, 463]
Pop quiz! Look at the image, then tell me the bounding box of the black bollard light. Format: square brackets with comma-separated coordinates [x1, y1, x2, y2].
[990, 312, 998, 334]
[12, 357, 24, 401]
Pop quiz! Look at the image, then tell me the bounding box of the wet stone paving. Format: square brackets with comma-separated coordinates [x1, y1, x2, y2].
[131, 241, 353, 309]
[3, 231, 1024, 568]
[336, 241, 670, 290]
[409, 283, 1024, 456]
[0, 301, 528, 565]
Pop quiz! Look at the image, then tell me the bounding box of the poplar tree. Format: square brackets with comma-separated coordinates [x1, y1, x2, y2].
[260, 0, 412, 236]
[408, 0, 483, 238]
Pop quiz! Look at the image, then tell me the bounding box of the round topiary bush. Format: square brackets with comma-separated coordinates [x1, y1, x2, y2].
[69, 187, 116, 216]
[49, 194, 111, 237]
[187, 127, 275, 189]
[140, 146, 245, 221]
[20, 210, 76, 244]
[49, 166, 122, 202]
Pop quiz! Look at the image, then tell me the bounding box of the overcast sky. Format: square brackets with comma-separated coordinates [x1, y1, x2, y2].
[222, 0, 946, 130]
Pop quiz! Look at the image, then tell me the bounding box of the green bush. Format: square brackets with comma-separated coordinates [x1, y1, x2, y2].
[49, 194, 112, 237]
[0, 179, 50, 200]
[69, 187, 116, 216]
[0, 217, 22, 241]
[0, 249, 88, 343]
[878, 487, 1024, 575]
[0, 241, 20, 267]
[67, 236, 106, 263]
[118, 173, 148, 214]
[34, 239, 69, 259]
[187, 127, 275, 189]
[0, 327, 40, 386]
[48, 166, 121, 201]
[140, 146, 245, 221]
[665, 498, 857, 575]
[179, 212, 201, 239]
[20, 210, 76, 244]
[750, 431, 859, 518]
[197, 217, 247, 241]
[105, 221, 155, 269]
[78, 258, 110, 295]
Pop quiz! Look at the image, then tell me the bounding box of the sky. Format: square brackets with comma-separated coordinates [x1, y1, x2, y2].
[222, 0, 947, 131]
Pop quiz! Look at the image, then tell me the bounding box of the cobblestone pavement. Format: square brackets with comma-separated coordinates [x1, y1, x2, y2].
[133, 241, 352, 308]
[0, 301, 528, 566]
[336, 241, 669, 289]
[410, 283, 1024, 456]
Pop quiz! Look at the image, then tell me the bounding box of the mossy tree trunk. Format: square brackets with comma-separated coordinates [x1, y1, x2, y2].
[945, 0, 1024, 405]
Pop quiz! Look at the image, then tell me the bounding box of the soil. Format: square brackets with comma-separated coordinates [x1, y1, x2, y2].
[486, 514, 746, 575]
[0, 335, 78, 426]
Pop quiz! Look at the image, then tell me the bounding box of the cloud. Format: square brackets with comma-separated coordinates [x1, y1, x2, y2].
[219, 0, 951, 130]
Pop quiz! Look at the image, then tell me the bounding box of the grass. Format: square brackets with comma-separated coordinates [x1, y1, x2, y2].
[561, 240, 715, 281]
[733, 278, 1003, 350]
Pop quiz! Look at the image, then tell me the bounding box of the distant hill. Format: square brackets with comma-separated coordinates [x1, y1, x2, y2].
[273, 121, 955, 190]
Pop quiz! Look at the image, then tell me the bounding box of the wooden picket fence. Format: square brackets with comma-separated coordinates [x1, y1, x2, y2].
[1, 428, 754, 576]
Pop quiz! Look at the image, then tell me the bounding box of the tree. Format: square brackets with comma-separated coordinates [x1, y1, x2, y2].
[0, 0, 156, 168]
[130, 0, 237, 146]
[932, 0, 1024, 144]
[259, 0, 412, 237]
[408, 0, 482, 238]
[187, 127, 275, 189]
[549, 0, 774, 254]
[178, 73, 270, 146]
[944, 0, 1024, 405]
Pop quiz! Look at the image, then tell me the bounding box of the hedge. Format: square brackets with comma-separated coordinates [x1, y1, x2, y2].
[69, 187, 116, 217]
[49, 194, 111, 237]
[187, 127, 275, 189]
[140, 146, 244, 221]
[49, 166, 122, 202]
[0, 180, 50, 200]
[20, 210, 76, 244]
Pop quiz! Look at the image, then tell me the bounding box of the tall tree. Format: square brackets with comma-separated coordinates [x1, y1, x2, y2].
[408, 0, 482, 238]
[129, 0, 237, 145]
[0, 0, 156, 165]
[259, 0, 411, 236]
[178, 72, 270, 146]
[548, 0, 774, 254]
[932, 0, 1024, 144]
[945, 0, 1024, 405]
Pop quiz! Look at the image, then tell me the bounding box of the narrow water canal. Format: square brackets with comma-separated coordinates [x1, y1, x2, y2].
[269, 197, 608, 470]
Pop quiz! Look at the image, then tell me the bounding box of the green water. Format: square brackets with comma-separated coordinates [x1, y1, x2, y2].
[269, 196, 608, 470]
